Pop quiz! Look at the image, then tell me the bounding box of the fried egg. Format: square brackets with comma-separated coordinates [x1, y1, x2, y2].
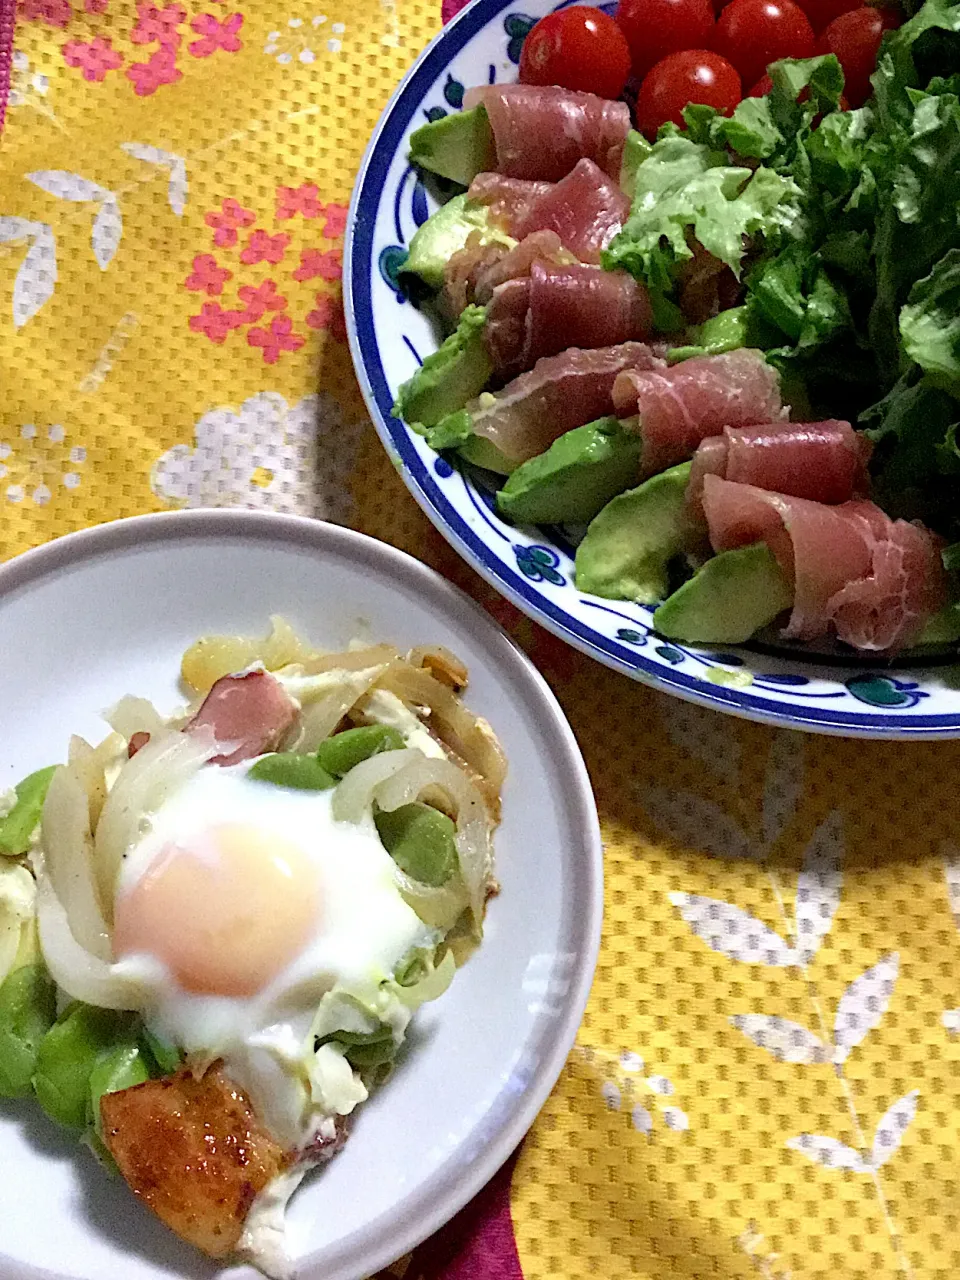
[110, 761, 434, 1149]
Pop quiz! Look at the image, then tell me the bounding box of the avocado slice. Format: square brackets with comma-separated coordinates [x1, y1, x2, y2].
[400, 194, 514, 291]
[497, 417, 641, 525]
[415, 406, 516, 473]
[619, 129, 652, 198]
[575, 463, 695, 604]
[667, 305, 782, 364]
[459, 434, 518, 474]
[409, 107, 497, 186]
[393, 305, 492, 428]
[653, 542, 793, 643]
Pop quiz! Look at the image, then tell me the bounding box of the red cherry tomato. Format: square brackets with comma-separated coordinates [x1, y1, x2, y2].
[795, 0, 861, 36]
[712, 0, 815, 90]
[519, 6, 632, 100]
[748, 72, 775, 95]
[636, 49, 743, 137]
[616, 0, 716, 80]
[816, 6, 900, 106]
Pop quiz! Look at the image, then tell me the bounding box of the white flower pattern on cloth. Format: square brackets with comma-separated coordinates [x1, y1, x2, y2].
[150, 391, 361, 521]
[264, 15, 346, 63]
[0, 424, 85, 507]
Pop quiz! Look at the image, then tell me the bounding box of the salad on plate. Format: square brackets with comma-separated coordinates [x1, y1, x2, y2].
[392, 0, 960, 654]
[0, 618, 504, 1277]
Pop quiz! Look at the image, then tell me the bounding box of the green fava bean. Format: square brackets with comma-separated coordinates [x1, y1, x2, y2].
[141, 1026, 181, 1075]
[0, 766, 57, 856]
[88, 1041, 150, 1138]
[248, 753, 336, 790]
[316, 725, 405, 778]
[0, 963, 57, 1098]
[33, 1004, 129, 1130]
[375, 802, 457, 887]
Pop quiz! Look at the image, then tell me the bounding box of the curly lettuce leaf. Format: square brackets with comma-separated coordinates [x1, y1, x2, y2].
[900, 248, 960, 394]
[604, 134, 802, 290]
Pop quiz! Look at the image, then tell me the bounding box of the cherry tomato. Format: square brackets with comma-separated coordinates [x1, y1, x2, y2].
[795, 0, 861, 36]
[616, 0, 716, 80]
[519, 6, 632, 100]
[748, 72, 774, 95]
[712, 0, 815, 90]
[636, 49, 743, 137]
[815, 6, 900, 105]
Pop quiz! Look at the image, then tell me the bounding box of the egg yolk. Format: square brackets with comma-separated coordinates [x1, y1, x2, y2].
[113, 823, 321, 996]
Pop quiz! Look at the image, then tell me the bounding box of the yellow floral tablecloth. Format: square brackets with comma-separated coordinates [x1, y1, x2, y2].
[4, 3, 960, 1278]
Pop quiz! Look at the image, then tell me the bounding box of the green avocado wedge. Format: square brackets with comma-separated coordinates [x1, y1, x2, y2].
[497, 418, 642, 525]
[409, 107, 496, 186]
[400, 195, 513, 291]
[654, 542, 793, 643]
[574, 463, 695, 604]
[393, 305, 492, 428]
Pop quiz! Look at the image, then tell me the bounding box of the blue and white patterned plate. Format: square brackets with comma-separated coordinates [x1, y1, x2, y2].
[344, 0, 960, 738]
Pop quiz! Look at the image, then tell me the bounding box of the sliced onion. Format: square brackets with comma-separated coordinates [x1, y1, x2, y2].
[330, 749, 423, 825]
[68, 732, 125, 829]
[35, 867, 142, 1010]
[376, 664, 507, 798]
[290, 665, 392, 752]
[103, 695, 167, 741]
[374, 756, 493, 931]
[392, 867, 468, 931]
[93, 727, 218, 914]
[407, 645, 469, 690]
[299, 644, 399, 676]
[41, 765, 112, 961]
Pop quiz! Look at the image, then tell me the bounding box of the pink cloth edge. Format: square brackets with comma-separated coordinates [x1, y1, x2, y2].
[0, 0, 14, 136]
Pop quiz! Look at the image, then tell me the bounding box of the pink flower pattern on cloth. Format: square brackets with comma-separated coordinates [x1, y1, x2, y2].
[188, 11, 243, 56]
[238, 279, 288, 321]
[292, 247, 341, 282]
[240, 228, 289, 266]
[20, 0, 72, 25]
[304, 293, 346, 342]
[276, 182, 324, 221]
[247, 314, 304, 363]
[125, 45, 181, 94]
[184, 254, 232, 296]
[130, 2, 185, 47]
[204, 197, 255, 248]
[62, 35, 122, 81]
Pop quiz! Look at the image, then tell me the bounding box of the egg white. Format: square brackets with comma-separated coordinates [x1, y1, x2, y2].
[113, 761, 434, 1149]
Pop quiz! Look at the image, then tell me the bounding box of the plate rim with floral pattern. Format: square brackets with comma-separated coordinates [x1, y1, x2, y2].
[344, 0, 960, 739]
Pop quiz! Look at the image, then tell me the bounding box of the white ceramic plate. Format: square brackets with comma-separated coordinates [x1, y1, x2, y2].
[0, 511, 602, 1280]
[344, 0, 960, 738]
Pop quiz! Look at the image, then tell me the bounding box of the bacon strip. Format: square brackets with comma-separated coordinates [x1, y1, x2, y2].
[485, 261, 653, 381]
[702, 476, 946, 650]
[468, 160, 629, 265]
[468, 341, 665, 463]
[612, 349, 785, 476]
[687, 419, 872, 518]
[188, 670, 297, 766]
[463, 83, 630, 181]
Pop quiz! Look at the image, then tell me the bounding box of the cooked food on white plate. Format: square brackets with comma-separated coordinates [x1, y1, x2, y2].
[0, 618, 505, 1278]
